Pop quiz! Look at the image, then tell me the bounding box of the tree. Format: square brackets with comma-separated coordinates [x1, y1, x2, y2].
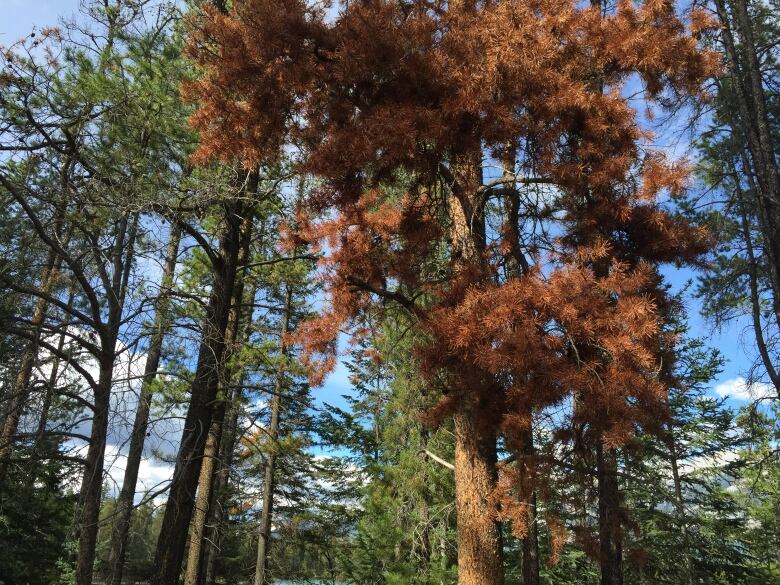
[187, 1, 716, 583]
[692, 0, 780, 396]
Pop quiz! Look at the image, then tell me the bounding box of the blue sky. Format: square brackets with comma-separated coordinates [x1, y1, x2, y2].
[1, 0, 762, 412]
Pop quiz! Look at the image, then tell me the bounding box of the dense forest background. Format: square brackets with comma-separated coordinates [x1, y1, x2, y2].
[0, 1, 777, 584]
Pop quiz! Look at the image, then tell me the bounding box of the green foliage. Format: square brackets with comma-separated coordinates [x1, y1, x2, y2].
[0, 446, 77, 584]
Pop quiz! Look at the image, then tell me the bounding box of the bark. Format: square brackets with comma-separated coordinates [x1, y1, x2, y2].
[0, 154, 77, 469]
[714, 0, 780, 332]
[201, 378, 242, 585]
[453, 409, 504, 585]
[106, 223, 182, 585]
[596, 445, 623, 585]
[184, 212, 253, 585]
[184, 421, 222, 585]
[202, 217, 267, 585]
[150, 185, 255, 585]
[732, 165, 780, 397]
[448, 153, 504, 585]
[74, 360, 114, 585]
[0, 246, 65, 470]
[500, 146, 539, 585]
[253, 286, 293, 585]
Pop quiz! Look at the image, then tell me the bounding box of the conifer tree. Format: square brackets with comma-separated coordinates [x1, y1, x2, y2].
[187, 1, 717, 583]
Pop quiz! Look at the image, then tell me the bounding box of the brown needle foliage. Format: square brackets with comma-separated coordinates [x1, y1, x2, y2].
[184, 0, 718, 572]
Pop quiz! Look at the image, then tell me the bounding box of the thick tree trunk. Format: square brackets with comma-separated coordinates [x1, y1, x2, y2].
[254, 287, 293, 585]
[150, 191, 254, 585]
[202, 380, 242, 585]
[184, 214, 253, 585]
[453, 409, 504, 585]
[596, 445, 623, 585]
[106, 223, 181, 585]
[184, 420, 222, 585]
[448, 153, 504, 585]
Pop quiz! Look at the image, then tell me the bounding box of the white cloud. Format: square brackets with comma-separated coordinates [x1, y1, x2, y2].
[713, 377, 775, 401]
[104, 444, 174, 503]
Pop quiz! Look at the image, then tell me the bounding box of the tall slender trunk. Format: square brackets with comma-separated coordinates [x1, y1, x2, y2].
[202, 370, 244, 585]
[500, 145, 539, 585]
[74, 359, 114, 585]
[665, 426, 693, 585]
[184, 421, 222, 585]
[732, 165, 780, 397]
[254, 286, 293, 585]
[76, 211, 138, 585]
[714, 0, 780, 331]
[518, 429, 539, 585]
[106, 223, 182, 585]
[184, 212, 253, 585]
[151, 185, 255, 585]
[0, 247, 65, 470]
[597, 445, 623, 585]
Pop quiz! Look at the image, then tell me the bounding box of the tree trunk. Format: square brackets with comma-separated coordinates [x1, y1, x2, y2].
[73, 209, 138, 585]
[184, 420, 222, 585]
[518, 430, 539, 585]
[0, 247, 64, 471]
[74, 359, 114, 585]
[184, 212, 253, 585]
[597, 445, 623, 585]
[202, 376, 243, 585]
[34, 286, 76, 451]
[150, 191, 254, 585]
[665, 427, 693, 585]
[448, 153, 504, 585]
[453, 409, 504, 585]
[715, 0, 780, 332]
[106, 223, 181, 585]
[254, 287, 293, 585]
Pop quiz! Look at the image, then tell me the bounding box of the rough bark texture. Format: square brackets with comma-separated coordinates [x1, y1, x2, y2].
[106, 223, 181, 585]
[448, 154, 504, 585]
[453, 409, 504, 585]
[184, 420, 222, 585]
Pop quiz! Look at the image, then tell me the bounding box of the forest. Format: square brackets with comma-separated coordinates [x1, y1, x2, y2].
[0, 0, 777, 584]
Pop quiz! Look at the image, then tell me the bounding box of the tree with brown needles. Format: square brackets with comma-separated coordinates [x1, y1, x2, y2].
[186, 1, 717, 583]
